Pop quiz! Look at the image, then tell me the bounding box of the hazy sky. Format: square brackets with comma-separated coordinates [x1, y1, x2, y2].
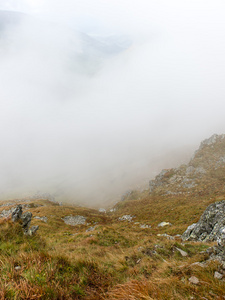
[0, 1, 225, 206]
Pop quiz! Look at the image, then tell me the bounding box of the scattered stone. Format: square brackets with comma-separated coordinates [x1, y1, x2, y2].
[140, 224, 151, 229]
[0, 208, 14, 218]
[15, 266, 21, 271]
[34, 216, 48, 223]
[175, 247, 188, 257]
[157, 233, 174, 240]
[191, 262, 205, 268]
[99, 208, 106, 213]
[62, 215, 86, 226]
[214, 271, 223, 280]
[158, 222, 172, 227]
[0, 202, 14, 208]
[118, 215, 134, 222]
[86, 226, 96, 232]
[109, 208, 116, 213]
[189, 276, 199, 285]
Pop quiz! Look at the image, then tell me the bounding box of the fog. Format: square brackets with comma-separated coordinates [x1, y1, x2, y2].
[0, 1, 225, 206]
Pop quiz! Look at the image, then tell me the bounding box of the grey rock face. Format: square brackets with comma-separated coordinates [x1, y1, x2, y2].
[182, 200, 225, 242]
[11, 205, 22, 222]
[62, 215, 86, 226]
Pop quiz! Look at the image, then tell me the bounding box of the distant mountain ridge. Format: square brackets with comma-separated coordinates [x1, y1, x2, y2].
[0, 10, 132, 76]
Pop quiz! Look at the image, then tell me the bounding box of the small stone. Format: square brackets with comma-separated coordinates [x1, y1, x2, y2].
[99, 208, 106, 213]
[34, 216, 48, 223]
[175, 247, 188, 257]
[15, 266, 21, 271]
[86, 226, 96, 232]
[189, 276, 199, 285]
[214, 271, 223, 280]
[191, 262, 205, 268]
[28, 225, 39, 236]
[158, 222, 172, 227]
[157, 233, 174, 240]
[140, 224, 151, 229]
[118, 215, 134, 222]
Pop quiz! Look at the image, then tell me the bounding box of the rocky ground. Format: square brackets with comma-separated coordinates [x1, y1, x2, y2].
[0, 134, 225, 299]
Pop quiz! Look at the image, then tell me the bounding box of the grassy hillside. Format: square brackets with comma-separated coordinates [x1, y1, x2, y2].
[0, 134, 225, 299]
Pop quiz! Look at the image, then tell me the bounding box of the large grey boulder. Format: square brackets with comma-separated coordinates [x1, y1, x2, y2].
[182, 200, 225, 242]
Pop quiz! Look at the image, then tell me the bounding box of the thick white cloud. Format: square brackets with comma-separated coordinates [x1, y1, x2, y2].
[0, 1, 225, 205]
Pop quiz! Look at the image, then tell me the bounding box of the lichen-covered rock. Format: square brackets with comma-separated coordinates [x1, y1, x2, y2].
[62, 215, 86, 226]
[182, 200, 225, 242]
[11, 205, 22, 222]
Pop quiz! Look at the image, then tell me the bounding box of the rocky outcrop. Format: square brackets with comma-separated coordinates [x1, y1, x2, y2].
[182, 200, 225, 242]
[182, 200, 225, 263]
[149, 134, 225, 195]
[11, 205, 39, 236]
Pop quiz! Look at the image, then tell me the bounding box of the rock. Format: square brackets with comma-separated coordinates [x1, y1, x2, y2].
[10, 205, 38, 235]
[189, 276, 199, 285]
[86, 226, 96, 232]
[118, 215, 134, 222]
[62, 215, 86, 226]
[158, 222, 172, 227]
[182, 200, 225, 242]
[191, 262, 205, 268]
[99, 208, 106, 213]
[157, 233, 174, 240]
[34, 216, 48, 223]
[11, 205, 22, 222]
[199, 134, 221, 149]
[181, 223, 197, 240]
[28, 225, 39, 236]
[21, 212, 32, 233]
[15, 266, 21, 271]
[214, 271, 223, 280]
[175, 247, 188, 257]
[140, 224, 151, 229]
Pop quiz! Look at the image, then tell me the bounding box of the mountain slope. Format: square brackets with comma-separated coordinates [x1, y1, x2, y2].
[0, 134, 225, 299]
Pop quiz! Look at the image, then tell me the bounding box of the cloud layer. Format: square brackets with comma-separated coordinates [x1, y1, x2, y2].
[0, 1, 225, 206]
